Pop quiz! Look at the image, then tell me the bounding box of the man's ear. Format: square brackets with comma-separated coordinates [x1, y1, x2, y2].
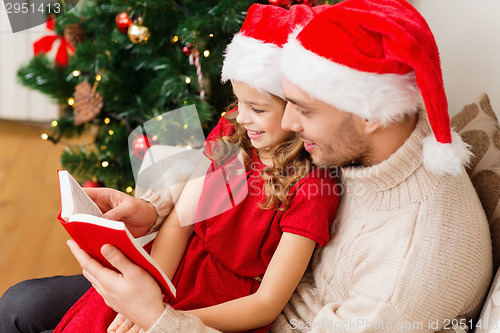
[364, 119, 382, 134]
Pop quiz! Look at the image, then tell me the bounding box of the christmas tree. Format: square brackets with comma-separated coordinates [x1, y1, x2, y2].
[17, 0, 338, 191]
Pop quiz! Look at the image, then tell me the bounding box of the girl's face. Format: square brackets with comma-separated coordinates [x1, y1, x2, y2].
[232, 80, 289, 154]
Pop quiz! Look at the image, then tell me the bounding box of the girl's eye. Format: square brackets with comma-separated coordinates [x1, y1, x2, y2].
[251, 107, 265, 114]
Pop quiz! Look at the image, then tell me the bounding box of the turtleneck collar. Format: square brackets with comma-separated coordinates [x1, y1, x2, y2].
[339, 109, 442, 210]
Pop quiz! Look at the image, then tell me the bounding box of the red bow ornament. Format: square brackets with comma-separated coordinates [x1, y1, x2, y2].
[33, 16, 75, 67]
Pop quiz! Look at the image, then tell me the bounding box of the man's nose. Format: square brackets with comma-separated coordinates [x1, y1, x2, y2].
[281, 103, 302, 133]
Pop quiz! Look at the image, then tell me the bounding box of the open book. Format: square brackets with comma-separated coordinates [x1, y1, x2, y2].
[57, 170, 176, 299]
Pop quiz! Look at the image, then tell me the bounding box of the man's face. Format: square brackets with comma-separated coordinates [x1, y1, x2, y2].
[281, 77, 370, 168]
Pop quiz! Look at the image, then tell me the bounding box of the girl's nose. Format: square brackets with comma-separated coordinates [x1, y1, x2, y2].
[236, 107, 252, 125]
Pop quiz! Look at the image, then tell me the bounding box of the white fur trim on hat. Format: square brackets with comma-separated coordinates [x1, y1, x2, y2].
[422, 131, 472, 176]
[221, 33, 284, 99]
[281, 36, 422, 125]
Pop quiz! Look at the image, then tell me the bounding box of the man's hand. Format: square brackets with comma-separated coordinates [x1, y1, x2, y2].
[84, 187, 157, 237]
[67, 239, 166, 331]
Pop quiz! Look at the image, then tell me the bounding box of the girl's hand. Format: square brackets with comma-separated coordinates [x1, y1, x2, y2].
[84, 187, 157, 237]
[67, 239, 166, 330]
[108, 313, 145, 333]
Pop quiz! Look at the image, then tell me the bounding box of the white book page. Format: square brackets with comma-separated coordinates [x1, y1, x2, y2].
[59, 170, 103, 219]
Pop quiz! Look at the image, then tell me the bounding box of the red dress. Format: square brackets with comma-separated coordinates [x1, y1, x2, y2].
[55, 112, 339, 333]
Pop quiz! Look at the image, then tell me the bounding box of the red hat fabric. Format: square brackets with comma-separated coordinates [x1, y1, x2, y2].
[281, 0, 471, 176]
[221, 3, 330, 99]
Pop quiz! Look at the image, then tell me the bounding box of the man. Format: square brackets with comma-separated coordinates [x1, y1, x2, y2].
[270, 0, 493, 329]
[1, 0, 492, 332]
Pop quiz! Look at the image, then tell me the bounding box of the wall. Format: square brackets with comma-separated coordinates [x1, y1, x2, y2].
[1, 1, 500, 121]
[411, 0, 500, 118]
[0, 0, 58, 122]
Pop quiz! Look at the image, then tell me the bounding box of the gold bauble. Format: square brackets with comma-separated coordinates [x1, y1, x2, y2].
[128, 23, 151, 44]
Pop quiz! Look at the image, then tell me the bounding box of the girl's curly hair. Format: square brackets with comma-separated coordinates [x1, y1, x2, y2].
[210, 103, 312, 210]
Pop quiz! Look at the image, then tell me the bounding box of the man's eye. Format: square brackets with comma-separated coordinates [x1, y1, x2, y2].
[299, 109, 309, 116]
[252, 107, 265, 114]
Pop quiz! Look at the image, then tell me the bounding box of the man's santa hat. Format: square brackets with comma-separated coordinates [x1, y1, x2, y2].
[221, 3, 330, 99]
[281, 0, 471, 176]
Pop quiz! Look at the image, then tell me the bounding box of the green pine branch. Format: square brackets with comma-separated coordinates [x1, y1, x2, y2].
[17, 0, 283, 190]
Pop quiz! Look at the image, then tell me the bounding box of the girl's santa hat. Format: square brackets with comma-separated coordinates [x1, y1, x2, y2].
[281, 0, 471, 176]
[221, 3, 330, 99]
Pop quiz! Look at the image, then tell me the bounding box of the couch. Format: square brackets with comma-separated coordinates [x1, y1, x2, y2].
[451, 93, 500, 333]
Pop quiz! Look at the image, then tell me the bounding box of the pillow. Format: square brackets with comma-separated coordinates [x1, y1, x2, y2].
[450, 93, 500, 270]
[474, 267, 500, 333]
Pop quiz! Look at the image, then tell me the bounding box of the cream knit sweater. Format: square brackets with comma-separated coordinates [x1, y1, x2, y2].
[146, 112, 493, 333]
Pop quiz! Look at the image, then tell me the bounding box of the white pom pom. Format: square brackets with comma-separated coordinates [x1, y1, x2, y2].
[422, 131, 473, 176]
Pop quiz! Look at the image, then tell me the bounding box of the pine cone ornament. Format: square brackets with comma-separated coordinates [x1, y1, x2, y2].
[64, 23, 86, 48]
[73, 81, 103, 125]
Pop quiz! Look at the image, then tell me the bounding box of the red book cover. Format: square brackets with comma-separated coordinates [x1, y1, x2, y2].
[57, 170, 176, 299]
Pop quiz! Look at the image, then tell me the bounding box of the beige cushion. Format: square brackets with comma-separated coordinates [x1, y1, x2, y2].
[474, 267, 500, 333]
[450, 93, 500, 269]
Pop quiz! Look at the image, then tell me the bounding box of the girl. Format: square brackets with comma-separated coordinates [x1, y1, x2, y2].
[56, 4, 337, 333]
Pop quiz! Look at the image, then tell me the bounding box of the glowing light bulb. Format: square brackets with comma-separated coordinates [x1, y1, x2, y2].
[171, 35, 179, 43]
[51, 120, 58, 127]
[72, 70, 81, 77]
[104, 117, 110, 124]
[203, 50, 210, 57]
[67, 97, 75, 106]
[95, 74, 102, 81]
[101, 161, 109, 168]
[185, 77, 191, 84]
[126, 186, 133, 193]
[108, 130, 114, 135]
[41, 133, 49, 140]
